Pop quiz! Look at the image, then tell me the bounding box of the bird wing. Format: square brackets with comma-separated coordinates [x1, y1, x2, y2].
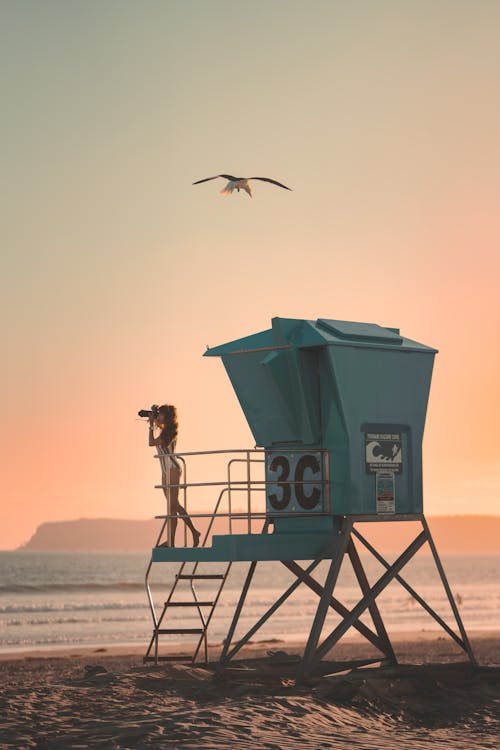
[193, 174, 239, 185]
[249, 177, 292, 190]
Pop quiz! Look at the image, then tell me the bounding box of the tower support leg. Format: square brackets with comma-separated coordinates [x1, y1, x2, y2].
[282, 560, 386, 652]
[222, 554, 327, 663]
[217, 515, 475, 681]
[302, 528, 427, 678]
[347, 537, 397, 665]
[220, 560, 258, 663]
[298, 517, 353, 680]
[421, 517, 477, 665]
[352, 528, 469, 652]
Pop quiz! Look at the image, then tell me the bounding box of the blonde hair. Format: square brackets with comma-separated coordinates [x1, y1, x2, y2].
[155, 404, 178, 450]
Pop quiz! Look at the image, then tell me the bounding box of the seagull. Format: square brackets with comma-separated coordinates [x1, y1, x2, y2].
[192, 174, 292, 198]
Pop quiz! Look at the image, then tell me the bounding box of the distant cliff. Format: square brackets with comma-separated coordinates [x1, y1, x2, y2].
[17, 515, 500, 553]
[19, 519, 160, 552]
[18, 516, 239, 552]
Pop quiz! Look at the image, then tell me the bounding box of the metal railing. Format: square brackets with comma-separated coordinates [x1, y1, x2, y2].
[152, 447, 330, 547]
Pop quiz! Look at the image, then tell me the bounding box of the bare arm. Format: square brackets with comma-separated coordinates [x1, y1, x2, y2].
[148, 417, 160, 447]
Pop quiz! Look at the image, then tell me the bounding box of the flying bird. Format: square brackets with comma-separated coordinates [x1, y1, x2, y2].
[192, 174, 292, 198]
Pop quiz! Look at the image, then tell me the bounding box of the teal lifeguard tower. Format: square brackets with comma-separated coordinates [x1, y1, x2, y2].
[144, 317, 475, 677]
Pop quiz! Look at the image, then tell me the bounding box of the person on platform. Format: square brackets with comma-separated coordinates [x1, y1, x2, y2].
[148, 404, 200, 547]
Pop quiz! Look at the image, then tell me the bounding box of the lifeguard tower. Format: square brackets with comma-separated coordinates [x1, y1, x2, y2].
[144, 317, 475, 679]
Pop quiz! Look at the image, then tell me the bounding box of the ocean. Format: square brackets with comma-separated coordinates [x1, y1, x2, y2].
[0, 551, 498, 654]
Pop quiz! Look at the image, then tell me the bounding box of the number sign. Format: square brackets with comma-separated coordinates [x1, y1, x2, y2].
[265, 452, 326, 513]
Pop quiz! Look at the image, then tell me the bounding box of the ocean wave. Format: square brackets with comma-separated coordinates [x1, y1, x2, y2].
[3, 614, 150, 627]
[0, 582, 147, 594]
[2, 591, 498, 617]
[0, 601, 147, 614]
[1, 632, 147, 648]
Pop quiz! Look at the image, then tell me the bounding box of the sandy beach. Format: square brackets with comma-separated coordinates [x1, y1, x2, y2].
[1, 630, 498, 749]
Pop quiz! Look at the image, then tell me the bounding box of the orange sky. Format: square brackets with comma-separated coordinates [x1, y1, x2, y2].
[1, 2, 499, 549]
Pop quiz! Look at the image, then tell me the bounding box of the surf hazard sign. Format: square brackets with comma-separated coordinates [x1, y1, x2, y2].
[365, 432, 402, 474]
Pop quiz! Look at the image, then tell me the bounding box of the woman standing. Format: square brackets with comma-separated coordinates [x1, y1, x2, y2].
[148, 404, 200, 547]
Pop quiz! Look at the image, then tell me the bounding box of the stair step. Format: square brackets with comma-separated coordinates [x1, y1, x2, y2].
[176, 573, 224, 581]
[144, 655, 192, 662]
[157, 628, 204, 635]
[165, 601, 215, 607]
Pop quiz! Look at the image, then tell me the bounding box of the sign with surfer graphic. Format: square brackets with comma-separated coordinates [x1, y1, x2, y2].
[365, 432, 402, 474]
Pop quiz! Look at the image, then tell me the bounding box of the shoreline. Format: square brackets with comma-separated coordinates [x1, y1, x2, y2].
[2, 627, 499, 664]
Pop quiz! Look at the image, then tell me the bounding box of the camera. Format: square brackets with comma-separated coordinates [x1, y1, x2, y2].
[138, 404, 159, 419]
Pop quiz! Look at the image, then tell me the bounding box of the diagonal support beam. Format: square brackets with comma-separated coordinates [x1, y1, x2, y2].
[282, 560, 385, 653]
[220, 560, 257, 662]
[347, 538, 397, 664]
[220, 518, 271, 663]
[223, 553, 327, 662]
[299, 518, 353, 677]
[351, 527, 469, 653]
[310, 530, 427, 668]
[421, 517, 477, 665]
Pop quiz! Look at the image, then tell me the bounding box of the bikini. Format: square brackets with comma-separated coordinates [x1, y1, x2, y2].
[157, 440, 181, 474]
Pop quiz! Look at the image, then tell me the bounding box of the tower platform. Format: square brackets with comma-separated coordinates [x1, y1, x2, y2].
[152, 531, 336, 562]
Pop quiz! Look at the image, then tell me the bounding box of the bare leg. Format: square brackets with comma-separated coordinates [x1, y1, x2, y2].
[170, 515, 178, 546]
[159, 467, 178, 546]
[171, 499, 201, 546]
[170, 467, 200, 547]
[159, 474, 173, 547]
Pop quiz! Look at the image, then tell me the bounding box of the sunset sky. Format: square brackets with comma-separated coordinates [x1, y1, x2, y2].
[1, 1, 499, 549]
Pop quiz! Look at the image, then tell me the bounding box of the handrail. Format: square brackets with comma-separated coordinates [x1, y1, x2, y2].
[154, 480, 329, 488]
[154, 511, 330, 520]
[227, 457, 264, 534]
[154, 448, 264, 458]
[154, 447, 324, 458]
[150, 446, 330, 546]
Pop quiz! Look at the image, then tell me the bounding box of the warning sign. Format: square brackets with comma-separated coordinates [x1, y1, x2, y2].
[365, 432, 402, 474]
[376, 470, 395, 514]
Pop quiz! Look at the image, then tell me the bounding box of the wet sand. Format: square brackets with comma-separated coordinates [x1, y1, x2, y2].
[0, 631, 498, 749]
